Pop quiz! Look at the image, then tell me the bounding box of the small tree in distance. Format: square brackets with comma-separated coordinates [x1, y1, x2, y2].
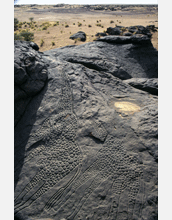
[29, 17, 34, 23]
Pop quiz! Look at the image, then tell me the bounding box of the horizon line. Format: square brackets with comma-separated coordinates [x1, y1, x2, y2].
[15, 3, 158, 5]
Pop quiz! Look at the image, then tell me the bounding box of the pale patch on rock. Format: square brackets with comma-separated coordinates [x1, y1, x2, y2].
[114, 101, 140, 115]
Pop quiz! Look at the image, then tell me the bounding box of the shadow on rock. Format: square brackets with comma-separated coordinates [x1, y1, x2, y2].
[127, 43, 158, 78]
[14, 82, 48, 190]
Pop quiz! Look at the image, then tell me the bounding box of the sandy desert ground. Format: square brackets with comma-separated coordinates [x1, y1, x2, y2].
[14, 4, 158, 52]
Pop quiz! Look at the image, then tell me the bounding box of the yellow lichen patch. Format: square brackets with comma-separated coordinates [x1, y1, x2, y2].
[114, 101, 140, 115]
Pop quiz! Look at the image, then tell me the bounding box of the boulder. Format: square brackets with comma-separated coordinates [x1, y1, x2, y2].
[124, 32, 132, 36]
[106, 27, 122, 35]
[29, 41, 39, 51]
[146, 24, 158, 32]
[14, 37, 158, 220]
[69, 31, 86, 41]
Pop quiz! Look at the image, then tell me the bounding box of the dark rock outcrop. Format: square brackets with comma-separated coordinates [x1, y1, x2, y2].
[106, 27, 122, 35]
[104, 25, 155, 38]
[124, 78, 158, 95]
[14, 40, 48, 126]
[96, 34, 152, 45]
[69, 31, 86, 41]
[14, 36, 158, 220]
[128, 25, 152, 38]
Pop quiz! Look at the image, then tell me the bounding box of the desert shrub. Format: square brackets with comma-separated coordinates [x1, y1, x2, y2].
[17, 24, 22, 29]
[60, 31, 63, 33]
[19, 30, 34, 41]
[97, 20, 99, 23]
[53, 21, 59, 26]
[121, 27, 126, 32]
[74, 38, 82, 43]
[17, 21, 23, 29]
[29, 17, 34, 22]
[78, 22, 82, 27]
[42, 26, 48, 30]
[40, 38, 44, 47]
[24, 24, 27, 27]
[73, 23, 75, 25]
[96, 23, 101, 27]
[65, 24, 69, 28]
[110, 20, 114, 23]
[83, 20, 85, 22]
[88, 24, 92, 27]
[41, 22, 51, 28]
[101, 25, 104, 28]
[51, 41, 55, 46]
[14, 32, 23, 40]
[47, 31, 50, 34]
[121, 27, 126, 34]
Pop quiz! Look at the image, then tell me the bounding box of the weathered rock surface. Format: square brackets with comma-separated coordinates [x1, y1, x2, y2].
[96, 34, 152, 45]
[14, 41, 48, 126]
[14, 36, 158, 220]
[69, 31, 86, 41]
[124, 78, 158, 95]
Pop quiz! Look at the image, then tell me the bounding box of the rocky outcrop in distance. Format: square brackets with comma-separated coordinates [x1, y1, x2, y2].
[14, 34, 158, 220]
[103, 25, 157, 38]
[69, 31, 86, 42]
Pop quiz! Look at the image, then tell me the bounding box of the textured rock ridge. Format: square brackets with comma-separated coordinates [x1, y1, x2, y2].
[96, 34, 152, 45]
[124, 78, 158, 95]
[14, 36, 158, 220]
